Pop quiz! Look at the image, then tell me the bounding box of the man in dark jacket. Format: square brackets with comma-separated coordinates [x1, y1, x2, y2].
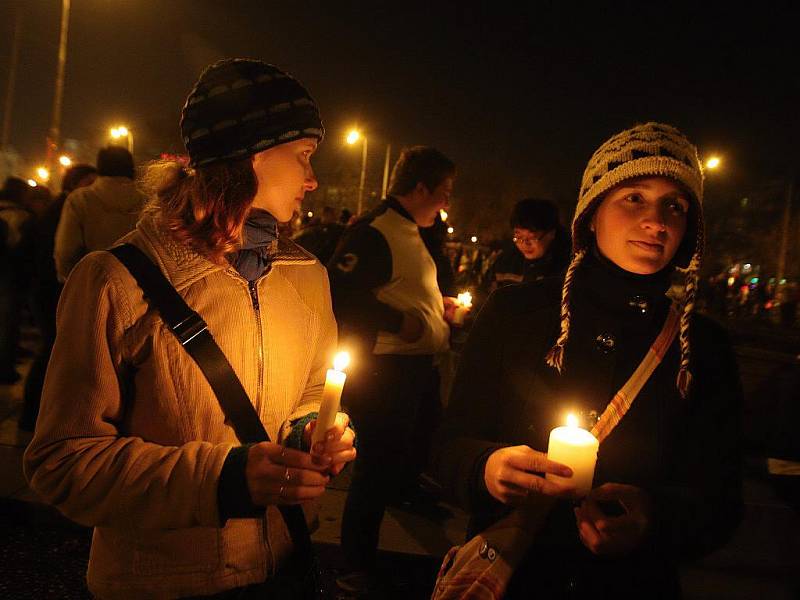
[0, 177, 35, 384]
[328, 146, 456, 593]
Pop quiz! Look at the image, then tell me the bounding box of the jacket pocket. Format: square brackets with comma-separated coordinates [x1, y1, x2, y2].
[133, 527, 221, 575]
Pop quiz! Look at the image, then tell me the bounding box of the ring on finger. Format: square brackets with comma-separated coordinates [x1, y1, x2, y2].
[279, 485, 284, 498]
[284, 467, 291, 482]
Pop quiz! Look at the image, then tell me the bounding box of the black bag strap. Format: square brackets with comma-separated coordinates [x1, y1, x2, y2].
[109, 243, 314, 559]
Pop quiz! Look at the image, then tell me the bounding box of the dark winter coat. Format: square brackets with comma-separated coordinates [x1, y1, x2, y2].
[434, 250, 743, 598]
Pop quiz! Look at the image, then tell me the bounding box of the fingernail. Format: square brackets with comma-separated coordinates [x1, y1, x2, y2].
[561, 467, 573, 477]
[326, 431, 335, 442]
[312, 442, 324, 454]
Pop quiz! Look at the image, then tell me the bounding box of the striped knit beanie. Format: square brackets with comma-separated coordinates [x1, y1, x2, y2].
[180, 59, 324, 168]
[545, 122, 705, 398]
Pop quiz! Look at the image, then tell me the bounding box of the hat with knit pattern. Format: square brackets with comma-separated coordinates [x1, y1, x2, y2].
[180, 58, 324, 168]
[546, 122, 705, 398]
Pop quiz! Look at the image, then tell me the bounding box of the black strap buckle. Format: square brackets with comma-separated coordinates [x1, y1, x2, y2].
[172, 312, 208, 346]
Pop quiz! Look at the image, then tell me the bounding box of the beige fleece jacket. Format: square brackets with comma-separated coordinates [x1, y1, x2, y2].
[24, 213, 337, 599]
[54, 176, 146, 282]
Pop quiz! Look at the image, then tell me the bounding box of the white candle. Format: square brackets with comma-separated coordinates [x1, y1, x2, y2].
[452, 291, 473, 325]
[312, 352, 350, 445]
[546, 414, 599, 497]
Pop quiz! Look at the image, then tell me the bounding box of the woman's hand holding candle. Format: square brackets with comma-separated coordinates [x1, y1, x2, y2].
[305, 351, 356, 475]
[546, 413, 599, 497]
[306, 412, 356, 476]
[483, 445, 575, 506]
[574, 483, 653, 556]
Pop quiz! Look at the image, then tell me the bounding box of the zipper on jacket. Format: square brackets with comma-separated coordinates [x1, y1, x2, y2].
[248, 280, 264, 415]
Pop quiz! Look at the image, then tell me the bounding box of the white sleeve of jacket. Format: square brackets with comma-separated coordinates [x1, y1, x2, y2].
[23, 255, 232, 529]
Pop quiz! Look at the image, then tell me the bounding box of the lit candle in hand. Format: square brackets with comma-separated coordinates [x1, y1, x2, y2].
[546, 413, 599, 497]
[452, 291, 473, 325]
[312, 352, 350, 446]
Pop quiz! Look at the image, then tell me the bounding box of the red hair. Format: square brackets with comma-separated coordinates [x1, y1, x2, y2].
[142, 158, 257, 264]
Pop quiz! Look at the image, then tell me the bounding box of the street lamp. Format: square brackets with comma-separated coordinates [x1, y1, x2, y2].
[345, 127, 393, 214]
[110, 125, 134, 154]
[346, 128, 368, 215]
[59, 155, 72, 167]
[705, 156, 721, 170]
[45, 0, 71, 175]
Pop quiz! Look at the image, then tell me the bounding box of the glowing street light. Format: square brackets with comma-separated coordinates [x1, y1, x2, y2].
[705, 156, 721, 170]
[440, 209, 448, 222]
[110, 125, 134, 154]
[447, 226, 454, 235]
[59, 154, 72, 167]
[346, 129, 361, 145]
[27, 179, 37, 187]
[36, 166, 50, 182]
[470, 235, 478, 243]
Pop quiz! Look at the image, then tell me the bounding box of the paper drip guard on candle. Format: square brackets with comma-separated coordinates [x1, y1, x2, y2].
[452, 291, 473, 325]
[312, 352, 350, 445]
[546, 413, 599, 497]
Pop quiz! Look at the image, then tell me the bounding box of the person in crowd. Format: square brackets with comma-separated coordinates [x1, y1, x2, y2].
[434, 123, 743, 598]
[293, 205, 346, 265]
[23, 183, 53, 217]
[0, 176, 35, 384]
[53, 145, 146, 282]
[484, 197, 571, 294]
[20, 164, 97, 430]
[328, 146, 457, 594]
[24, 58, 355, 599]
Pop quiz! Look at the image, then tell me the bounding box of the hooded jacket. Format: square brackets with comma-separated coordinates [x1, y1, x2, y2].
[53, 176, 146, 282]
[24, 213, 337, 599]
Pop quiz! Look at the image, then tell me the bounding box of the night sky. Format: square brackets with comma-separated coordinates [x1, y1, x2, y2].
[2, 1, 799, 232]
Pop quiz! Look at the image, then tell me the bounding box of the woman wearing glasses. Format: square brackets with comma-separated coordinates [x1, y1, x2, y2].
[484, 197, 571, 294]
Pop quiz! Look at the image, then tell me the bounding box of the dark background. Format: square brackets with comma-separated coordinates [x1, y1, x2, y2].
[2, 2, 799, 242]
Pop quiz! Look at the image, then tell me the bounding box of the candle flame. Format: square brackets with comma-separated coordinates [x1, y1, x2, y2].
[566, 413, 579, 428]
[457, 291, 473, 308]
[333, 351, 351, 372]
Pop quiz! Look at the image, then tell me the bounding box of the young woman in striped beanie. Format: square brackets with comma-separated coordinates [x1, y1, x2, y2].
[25, 59, 356, 599]
[435, 122, 743, 598]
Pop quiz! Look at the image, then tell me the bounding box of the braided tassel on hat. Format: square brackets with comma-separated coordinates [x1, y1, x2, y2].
[545, 249, 586, 372]
[675, 224, 704, 397]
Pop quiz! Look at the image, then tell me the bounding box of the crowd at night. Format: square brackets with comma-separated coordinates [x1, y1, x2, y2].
[1, 3, 798, 600]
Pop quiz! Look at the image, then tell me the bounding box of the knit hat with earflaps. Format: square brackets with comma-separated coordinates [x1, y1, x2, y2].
[545, 122, 705, 398]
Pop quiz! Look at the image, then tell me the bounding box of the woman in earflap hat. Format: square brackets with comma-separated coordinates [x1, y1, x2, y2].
[434, 123, 743, 598]
[25, 59, 355, 598]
